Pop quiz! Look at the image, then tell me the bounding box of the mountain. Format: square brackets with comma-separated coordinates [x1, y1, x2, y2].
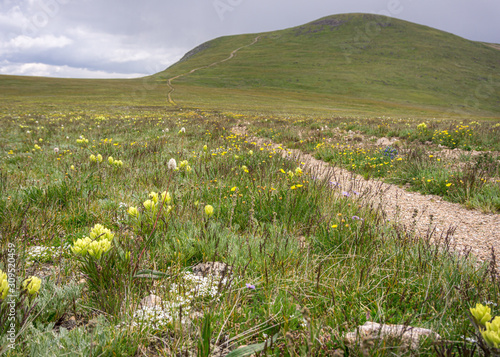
[155, 13, 500, 116]
[1, 13, 499, 117]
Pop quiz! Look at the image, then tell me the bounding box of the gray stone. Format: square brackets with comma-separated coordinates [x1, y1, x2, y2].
[344, 321, 440, 352]
[192, 261, 231, 277]
[139, 294, 162, 309]
[376, 137, 394, 146]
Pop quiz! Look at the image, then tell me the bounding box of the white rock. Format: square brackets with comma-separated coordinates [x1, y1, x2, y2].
[139, 294, 163, 309]
[192, 261, 231, 277]
[344, 321, 440, 351]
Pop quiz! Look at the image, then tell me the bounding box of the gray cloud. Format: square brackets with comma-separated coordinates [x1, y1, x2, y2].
[0, 0, 498, 78]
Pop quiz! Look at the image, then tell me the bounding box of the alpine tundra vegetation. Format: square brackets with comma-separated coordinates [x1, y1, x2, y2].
[0, 12, 500, 357]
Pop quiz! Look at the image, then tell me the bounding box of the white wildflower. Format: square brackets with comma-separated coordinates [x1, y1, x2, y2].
[168, 158, 177, 170]
[130, 270, 229, 330]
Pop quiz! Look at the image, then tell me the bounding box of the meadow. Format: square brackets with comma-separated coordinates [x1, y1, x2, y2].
[1, 13, 500, 356]
[246, 116, 500, 213]
[1, 106, 500, 356]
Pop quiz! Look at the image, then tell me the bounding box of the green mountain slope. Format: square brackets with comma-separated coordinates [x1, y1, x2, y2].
[1, 13, 498, 117]
[156, 13, 500, 116]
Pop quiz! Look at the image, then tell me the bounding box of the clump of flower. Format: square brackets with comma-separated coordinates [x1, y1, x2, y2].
[0, 269, 9, 300]
[417, 122, 427, 131]
[76, 136, 89, 144]
[153, 191, 172, 205]
[471, 303, 492, 326]
[127, 206, 139, 218]
[470, 303, 500, 351]
[26, 246, 59, 264]
[90, 154, 103, 163]
[72, 238, 112, 259]
[178, 160, 192, 172]
[143, 191, 172, 215]
[143, 199, 155, 212]
[241, 165, 249, 173]
[203, 145, 208, 152]
[89, 224, 114, 241]
[71, 224, 114, 259]
[482, 317, 500, 348]
[133, 303, 189, 330]
[22, 276, 41, 296]
[178, 127, 186, 134]
[107, 156, 123, 167]
[132, 271, 228, 330]
[383, 146, 398, 160]
[295, 167, 303, 176]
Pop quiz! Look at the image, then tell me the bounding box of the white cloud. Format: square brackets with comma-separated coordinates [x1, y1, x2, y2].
[2, 34, 72, 52]
[0, 4, 30, 29]
[0, 60, 146, 78]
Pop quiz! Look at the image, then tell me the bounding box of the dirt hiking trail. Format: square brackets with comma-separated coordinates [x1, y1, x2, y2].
[166, 36, 261, 105]
[232, 126, 500, 265]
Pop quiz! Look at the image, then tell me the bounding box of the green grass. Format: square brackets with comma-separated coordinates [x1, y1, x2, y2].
[0, 12, 499, 355]
[0, 108, 498, 356]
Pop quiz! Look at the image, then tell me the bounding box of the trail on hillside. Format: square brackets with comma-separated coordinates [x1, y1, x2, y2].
[232, 126, 500, 265]
[166, 35, 261, 105]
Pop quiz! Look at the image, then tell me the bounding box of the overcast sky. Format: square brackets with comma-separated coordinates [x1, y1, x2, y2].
[0, 0, 499, 78]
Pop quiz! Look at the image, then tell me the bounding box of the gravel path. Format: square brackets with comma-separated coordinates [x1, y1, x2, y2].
[233, 126, 500, 264]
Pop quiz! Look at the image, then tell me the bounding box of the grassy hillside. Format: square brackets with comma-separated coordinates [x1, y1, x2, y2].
[156, 13, 500, 117]
[0, 13, 499, 118]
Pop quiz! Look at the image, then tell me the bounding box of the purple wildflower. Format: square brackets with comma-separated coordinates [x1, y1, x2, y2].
[342, 191, 350, 197]
[329, 181, 340, 188]
[246, 283, 255, 290]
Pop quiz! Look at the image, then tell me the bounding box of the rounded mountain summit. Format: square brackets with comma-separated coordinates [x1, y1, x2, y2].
[156, 13, 500, 116]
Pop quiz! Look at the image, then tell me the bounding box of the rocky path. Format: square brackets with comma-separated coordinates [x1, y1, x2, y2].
[232, 126, 500, 264]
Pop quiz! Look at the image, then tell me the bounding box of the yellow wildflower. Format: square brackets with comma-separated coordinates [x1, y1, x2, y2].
[0, 270, 9, 299]
[127, 206, 139, 217]
[470, 303, 492, 326]
[22, 276, 41, 295]
[204, 205, 214, 218]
